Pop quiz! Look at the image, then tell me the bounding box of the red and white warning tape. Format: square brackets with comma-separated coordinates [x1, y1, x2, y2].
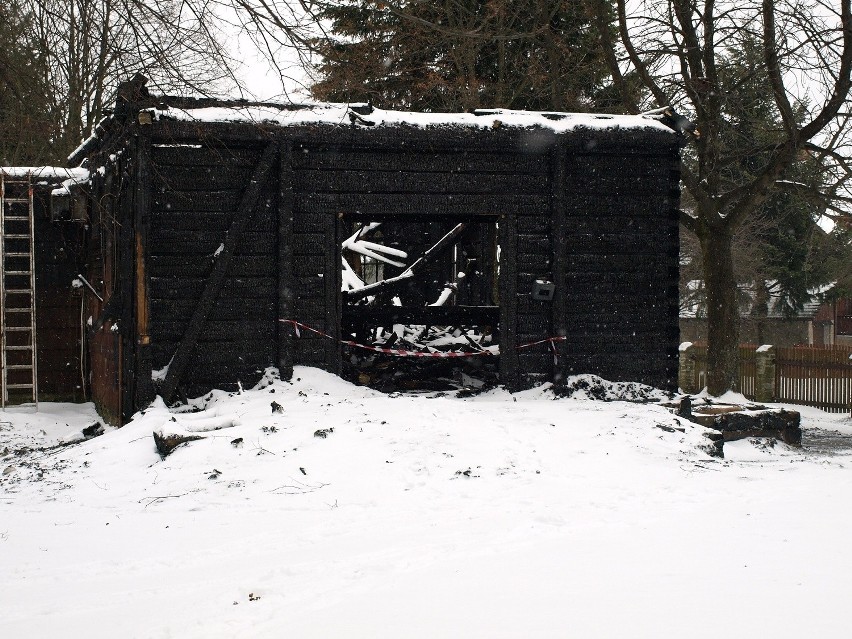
[280, 319, 566, 358]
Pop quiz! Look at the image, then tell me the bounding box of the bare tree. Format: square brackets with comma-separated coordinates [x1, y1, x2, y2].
[18, 0, 245, 162]
[584, 0, 852, 394]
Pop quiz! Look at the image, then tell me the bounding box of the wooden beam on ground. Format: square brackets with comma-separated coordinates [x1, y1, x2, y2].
[158, 142, 278, 402]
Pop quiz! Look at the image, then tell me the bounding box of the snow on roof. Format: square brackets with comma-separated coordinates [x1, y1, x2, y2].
[1, 166, 89, 182]
[2, 166, 91, 197]
[148, 102, 674, 135]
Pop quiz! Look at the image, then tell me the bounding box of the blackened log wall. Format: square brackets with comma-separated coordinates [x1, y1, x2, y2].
[147, 143, 279, 398]
[98, 119, 680, 409]
[556, 132, 681, 388]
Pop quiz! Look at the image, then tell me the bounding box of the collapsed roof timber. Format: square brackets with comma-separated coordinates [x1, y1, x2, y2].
[2, 76, 683, 424]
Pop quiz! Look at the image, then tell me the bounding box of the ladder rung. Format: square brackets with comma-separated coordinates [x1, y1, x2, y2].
[3, 216, 31, 221]
[5, 289, 33, 294]
[5, 345, 33, 350]
[4, 326, 32, 332]
[4, 270, 32, 275]
[5, 383, 34, 389]
[4, 309, 32, 313]
[2, 198, 30, 204]
[4, 252, 30, 257]
[2, 234, 31, 239]
[5, 364, 33, 370]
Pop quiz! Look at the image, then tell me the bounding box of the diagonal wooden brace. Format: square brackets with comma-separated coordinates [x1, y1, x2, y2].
[158, 142, 279, 402]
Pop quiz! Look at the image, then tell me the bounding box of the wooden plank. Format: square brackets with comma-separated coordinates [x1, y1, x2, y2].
[517, 234, 550, 256]
[152, 343, 275, 367]
[297, 193, 545, 218]
[294, 169, 549, 195]
[293, 255, 326, 277]
[149, 276, 276, 300]
[293, 233, 326, 255]
[564, 194, 671, 218]
[148, 232, 276, 256]
[151, 145, 261, 167]
[148, 255, 276, 278]
[151, 299, 276, 322]
[152, 164, 256, 191]
[153, 190, 241, 213]
[151, 212, 276, 233]
[151, 320, 274, 342]
[159, 142, 278, 402]
[292, 149, 549, 174]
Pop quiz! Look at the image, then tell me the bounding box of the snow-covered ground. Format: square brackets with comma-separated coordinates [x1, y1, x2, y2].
[2, 367, 851, 638]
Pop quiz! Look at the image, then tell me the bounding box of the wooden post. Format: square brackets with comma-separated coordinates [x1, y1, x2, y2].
[325, 209, 342, 375]
[134, 123, 154, 410]
[755, 344, 776, 403]
[551, 146, 567, 384]
[133, 125, 155, 409]
[278, 140, 295, 380]
[118, 149, 135, 423]
[499, 212, 518, 390]
[678, 342, 697, 394]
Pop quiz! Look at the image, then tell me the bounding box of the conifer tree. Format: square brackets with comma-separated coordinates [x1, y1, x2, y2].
[310, 1, 615, 112]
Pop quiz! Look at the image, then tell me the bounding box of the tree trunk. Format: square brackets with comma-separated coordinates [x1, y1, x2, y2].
[699, 228, 740, 395]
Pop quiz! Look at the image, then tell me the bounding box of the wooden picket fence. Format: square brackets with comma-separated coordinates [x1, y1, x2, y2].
[775, 346, 852, 413]
[687, 344, 852, 413]
[688, 345, 757, 400]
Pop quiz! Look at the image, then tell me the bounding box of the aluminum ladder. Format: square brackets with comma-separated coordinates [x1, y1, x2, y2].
[0, 170, 38, 408]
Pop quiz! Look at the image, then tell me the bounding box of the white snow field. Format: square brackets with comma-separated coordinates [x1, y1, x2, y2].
[1, 367, 851, 638]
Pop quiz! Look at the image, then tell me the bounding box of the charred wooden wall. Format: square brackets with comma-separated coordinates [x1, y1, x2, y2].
[290, 126, 551, 388]
[146, 141, 280, 399]
[554, 131, 681, 389]
[83, 117, 679, 416]
[34, 193, 86, 400]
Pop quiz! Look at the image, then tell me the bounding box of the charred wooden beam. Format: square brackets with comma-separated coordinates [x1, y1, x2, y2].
[551, 146, 567, 382]
[158, 142, 278, 402]
[499, 213, 519, 389]
[343, 305, 500, 327]
[278, 140, 295, 379]
[134, 126, 154, 409]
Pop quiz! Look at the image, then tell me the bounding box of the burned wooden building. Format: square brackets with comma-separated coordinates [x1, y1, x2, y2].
[8, 80, 682, 423]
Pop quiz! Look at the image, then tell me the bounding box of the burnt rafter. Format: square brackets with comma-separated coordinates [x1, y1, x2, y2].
[158, 142, 279, 402]
[343, 222, 468, 303]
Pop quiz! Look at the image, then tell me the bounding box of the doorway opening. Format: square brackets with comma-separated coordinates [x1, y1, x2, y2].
[340, 215, 500, 392]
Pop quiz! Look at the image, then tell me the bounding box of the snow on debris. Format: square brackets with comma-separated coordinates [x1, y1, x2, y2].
[2, 367, 852, 638]
[149, 103, 674, 134]
[554, 374, 673, 402]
